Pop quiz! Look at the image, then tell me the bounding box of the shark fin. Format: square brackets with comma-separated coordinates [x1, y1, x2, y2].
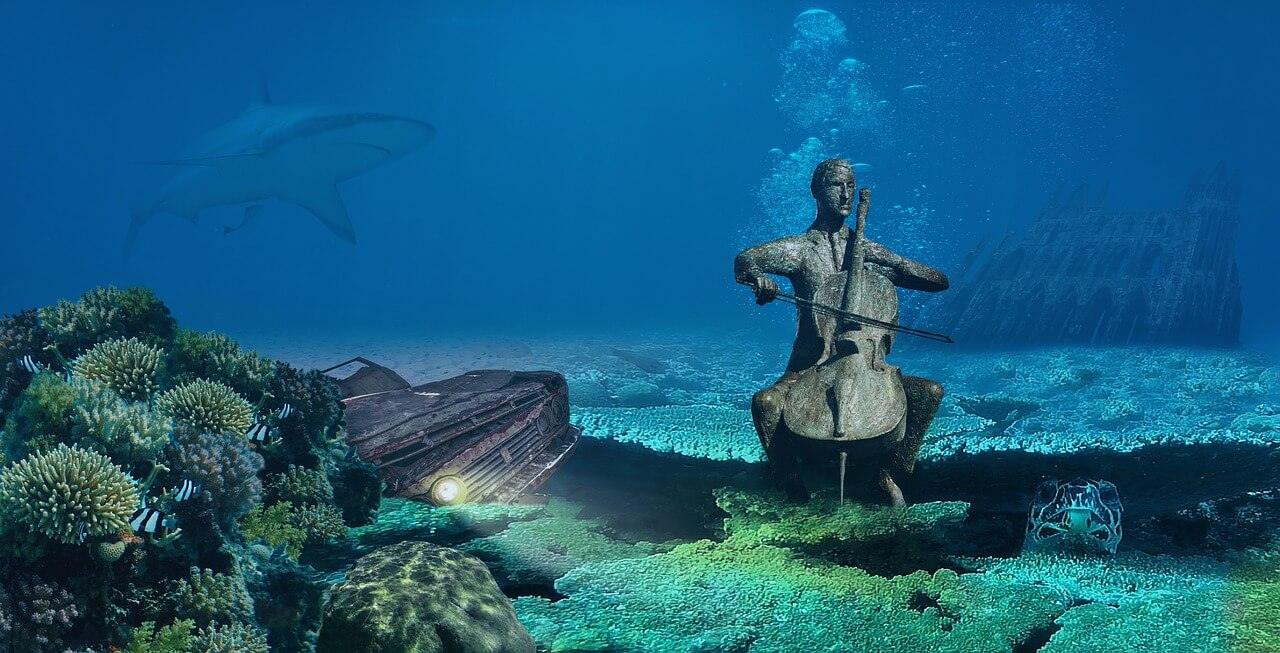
[257, 74, 273, 105]
[285, 183, 356, 244]
[224, 204, 263, 236]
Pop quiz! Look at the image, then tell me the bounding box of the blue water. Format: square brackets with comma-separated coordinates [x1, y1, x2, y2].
[1, 1, 1277, 346]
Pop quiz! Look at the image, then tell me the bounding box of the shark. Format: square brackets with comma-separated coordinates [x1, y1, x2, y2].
[128, 94, 435, 253]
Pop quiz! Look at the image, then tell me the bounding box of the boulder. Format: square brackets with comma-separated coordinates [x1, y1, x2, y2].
[318, 541, 534, 653]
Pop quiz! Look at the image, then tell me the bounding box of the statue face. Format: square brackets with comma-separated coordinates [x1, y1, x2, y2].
[815, 167, 855, 217]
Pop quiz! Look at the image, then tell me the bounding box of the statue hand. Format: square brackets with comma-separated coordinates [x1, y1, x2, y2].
[753, 277, 779, 305]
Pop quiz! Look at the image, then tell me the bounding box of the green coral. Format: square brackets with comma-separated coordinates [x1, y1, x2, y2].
[0, 443, 138, 544]
[169, 330, 276, 399]
[191, 623, 269, 653]
[37, 286, 175, 355]
[71, 337, 164, 401]
[264, 465, 334, 506]
[516, 540, 1066, 653]
[1, 371, 75, 459]
[169, 567, 255, 628]
[1227, 548, 1280, 653]
[124, 620, 194, 653]
[156, 379, 253, 434]
[240, 501, 346, 560]
[68, 376, 172, 463]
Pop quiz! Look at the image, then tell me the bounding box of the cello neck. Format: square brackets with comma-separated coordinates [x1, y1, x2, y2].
[839, 188, 872, 318]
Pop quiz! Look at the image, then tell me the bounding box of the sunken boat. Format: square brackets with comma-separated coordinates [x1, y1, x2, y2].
[323, 358, 580, 506]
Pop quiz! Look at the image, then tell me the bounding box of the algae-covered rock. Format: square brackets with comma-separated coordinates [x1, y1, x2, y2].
[318, 541, 534, 653]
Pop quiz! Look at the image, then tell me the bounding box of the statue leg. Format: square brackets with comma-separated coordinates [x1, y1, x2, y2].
[752, 383, 807, 501]
[890, 376, 944, 477]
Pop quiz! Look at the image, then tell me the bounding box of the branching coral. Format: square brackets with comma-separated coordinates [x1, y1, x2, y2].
[71, 337, 164, 401]
[264, 465, 334, 506]
[155, 379, 253, 435]
[266, 363, 344, 443]
[0, 576, 81, 651]
[191, 622, 269, 653]
[37, 286, 176, 356]
[169, 330, 276, 400]
[0, 443, 138, 544]
[165, 430, 262, 531]
[241, 501, 346, 560]
[123, 619, 193, 653]
[2, 371, 75, 459]
[169, 567, 255, 628]
[69, 376, 172, 463]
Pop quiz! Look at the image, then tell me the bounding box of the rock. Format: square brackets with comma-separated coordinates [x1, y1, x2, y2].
[317, 542, 534, 653]
[927, 165, 1242, 346]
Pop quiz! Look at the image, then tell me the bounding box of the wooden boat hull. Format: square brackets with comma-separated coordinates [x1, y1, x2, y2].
[334, 365, 579, 505]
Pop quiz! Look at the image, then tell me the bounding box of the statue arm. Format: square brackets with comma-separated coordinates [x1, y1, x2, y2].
[863, 241, 950, 291]
[734, 237, 805, 285]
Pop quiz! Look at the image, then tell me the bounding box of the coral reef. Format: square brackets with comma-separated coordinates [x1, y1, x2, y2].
[191, 622, 270, 653]
[0, 286, 376, 651]
[240, 501, 345, 560]
[37, 286, 176, 356]
[71, 337, 164, 401]
[168, 567, 255, 628]
[572, 404, 763, 462]
[156, 379, 254, 435]
[166, 430, 263, 530]
[0, 576, 81, 652]
[318, 541, 535, 653]
[0, 443, 138, 544]
[68, 376, 172, 464]
[123, 620, 193, 653]
[169, 330, 277, 399]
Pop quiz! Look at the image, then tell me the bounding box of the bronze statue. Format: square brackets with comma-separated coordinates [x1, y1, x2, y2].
[735, 158, 950, 505]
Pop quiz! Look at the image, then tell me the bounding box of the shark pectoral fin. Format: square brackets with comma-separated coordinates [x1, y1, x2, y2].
[134, 153, 264, 167]
[287, 183, 356, 244]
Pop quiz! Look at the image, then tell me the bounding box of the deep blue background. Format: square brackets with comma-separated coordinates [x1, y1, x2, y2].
[0, 1, 1276, 347]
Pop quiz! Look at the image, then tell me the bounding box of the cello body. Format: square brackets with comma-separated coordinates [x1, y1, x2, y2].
[781, 189, 908, 443]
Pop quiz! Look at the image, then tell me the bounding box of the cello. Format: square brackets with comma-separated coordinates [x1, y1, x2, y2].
[780, 188, 908, 448]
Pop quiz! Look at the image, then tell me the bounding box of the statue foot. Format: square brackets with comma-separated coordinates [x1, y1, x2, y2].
[878, 470, 906, 507]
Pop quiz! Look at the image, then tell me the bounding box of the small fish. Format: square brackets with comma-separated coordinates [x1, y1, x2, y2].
[277, 403, 296, 420]
[173, 479, 201, 502]
[245, 421, 273, 444]
[130, 507, 176, 536]
[17, 355, 43, 374]
[76, 520, 89, 544]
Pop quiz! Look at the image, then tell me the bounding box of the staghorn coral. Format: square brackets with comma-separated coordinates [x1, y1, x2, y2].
[71, 337, 164, 401]
[241, 501, 346, 560]
[169, 567, 255, 628]
[0, 443, 138, 544]
[37, 286, 175, 356]
[290, 503, 347, 545]
[166, 430, 262, 531]
[1, 576, 81, 651]
[123, 619, 193, 653]
[169, 330, 276, 400]
[264, 464, 334, 506]
[156, 379, 253, 435]
[69, 376, 172, 464]
[241, 502, 307, 560]
[191, 622, 269, 653]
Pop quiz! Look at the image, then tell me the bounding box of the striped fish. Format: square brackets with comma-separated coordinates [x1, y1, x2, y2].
[277, 403, 296, 420]
[130, 507, 176, 536]
[17, 355, 42, 374]
[76, 520, 89, 544]
[173, 479, 201, 502]
[245, 421, 272, 444]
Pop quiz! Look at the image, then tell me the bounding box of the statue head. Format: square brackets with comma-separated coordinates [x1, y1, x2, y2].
[810, 158, 855, 218]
